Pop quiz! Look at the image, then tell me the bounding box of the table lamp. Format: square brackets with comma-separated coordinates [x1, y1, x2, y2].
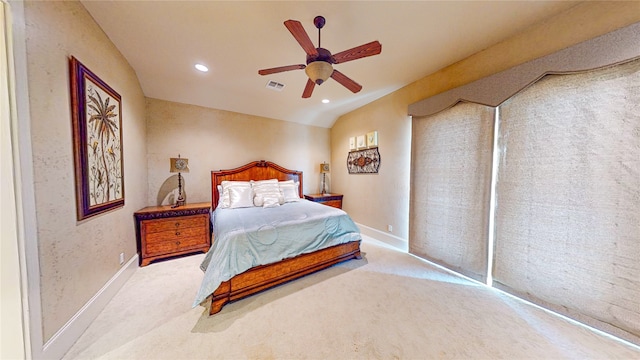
[170, 155, 189, 207]
[320, 162, 330, 194]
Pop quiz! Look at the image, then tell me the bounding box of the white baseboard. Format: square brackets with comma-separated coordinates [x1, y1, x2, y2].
[355, 222, 408, 251]
[41, 254, 138, 360]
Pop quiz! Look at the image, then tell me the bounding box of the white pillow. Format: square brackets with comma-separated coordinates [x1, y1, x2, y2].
[228, 186, 254, 209]
[278, 180, 298, 189]
[279, 180, 301, 202]
[251, 179, 283, 205]
[262, 196, 281, 208]
[220, 181, 251, 208]
[251, 178, 278, 189]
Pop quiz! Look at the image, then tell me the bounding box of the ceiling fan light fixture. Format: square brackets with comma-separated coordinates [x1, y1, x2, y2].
[305, 61, 333, 85]
[258, 16, 381, 98]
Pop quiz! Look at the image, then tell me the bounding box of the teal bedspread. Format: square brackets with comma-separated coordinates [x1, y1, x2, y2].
[193, 200, 361, 307]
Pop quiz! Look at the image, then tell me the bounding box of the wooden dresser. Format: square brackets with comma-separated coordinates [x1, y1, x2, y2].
[304, 193, 343, 209]
[134, 202, 211, 266]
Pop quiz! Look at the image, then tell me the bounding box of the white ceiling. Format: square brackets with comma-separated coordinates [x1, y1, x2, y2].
[81, 1, 578, 128]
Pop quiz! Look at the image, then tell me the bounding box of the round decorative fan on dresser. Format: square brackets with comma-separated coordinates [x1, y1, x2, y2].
[258, 16, 382, 98]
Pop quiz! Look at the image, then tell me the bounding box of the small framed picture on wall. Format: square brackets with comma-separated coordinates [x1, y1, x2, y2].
[349, 137, 356, 150]
[356, 135, 366, 149]
[367, 131, 378, 147]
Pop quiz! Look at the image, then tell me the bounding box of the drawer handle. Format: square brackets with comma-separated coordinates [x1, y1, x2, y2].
[175, 241, 181, 246]
[175, 222, 180, 227]
[175, 231, 181, 236]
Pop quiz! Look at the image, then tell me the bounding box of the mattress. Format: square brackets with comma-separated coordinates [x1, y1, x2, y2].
[193, 200, 361, 306]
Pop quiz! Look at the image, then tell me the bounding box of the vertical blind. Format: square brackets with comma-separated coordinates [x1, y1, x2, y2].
[493, 59, 640, 343]
[410, 102, 494, 281]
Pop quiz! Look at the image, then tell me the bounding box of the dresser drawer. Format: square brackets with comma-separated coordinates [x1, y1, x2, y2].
[144, 233, 208, 256]
[144, 226, 208, 245]
[144, 214, 207, 233]
[322, 200, 342, 209]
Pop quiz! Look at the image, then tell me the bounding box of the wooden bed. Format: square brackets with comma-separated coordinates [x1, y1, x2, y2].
[207, 160, 362, 315]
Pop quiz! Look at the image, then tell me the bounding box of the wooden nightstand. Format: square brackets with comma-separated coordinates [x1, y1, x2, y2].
[304, 194, 343, 209]
[134, 202, 211, 266]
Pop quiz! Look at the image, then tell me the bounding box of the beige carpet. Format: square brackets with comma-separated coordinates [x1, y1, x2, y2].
[63, 236, 640, 359]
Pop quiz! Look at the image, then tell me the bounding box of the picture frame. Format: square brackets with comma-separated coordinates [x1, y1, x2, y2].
[347, 147, 381, 174]
[349, 136, 356, 150]
[366, 131, 378, 147]
[356, 135, 367, 149]
[70, 56, 124, 220]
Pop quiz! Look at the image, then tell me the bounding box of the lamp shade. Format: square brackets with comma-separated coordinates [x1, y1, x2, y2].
[305, 61, 333, 85]
[320, 162, 330, 173]
[170, 156, 189, 173]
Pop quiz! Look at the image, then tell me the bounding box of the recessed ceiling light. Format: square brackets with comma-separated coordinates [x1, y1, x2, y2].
[195, 64, 209, 72]
[322, 99, 330, 104]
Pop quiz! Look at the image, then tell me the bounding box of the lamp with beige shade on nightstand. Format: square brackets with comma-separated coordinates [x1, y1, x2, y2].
[320, 162, 330, 194]
[170, 155, 189, 207]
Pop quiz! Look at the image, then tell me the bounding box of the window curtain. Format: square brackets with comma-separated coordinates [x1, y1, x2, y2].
[409, 102, 494, 282]
[493, 59, 640, 344]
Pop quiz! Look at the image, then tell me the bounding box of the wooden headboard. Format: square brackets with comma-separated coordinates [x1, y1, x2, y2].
[211, 160, 303, 208]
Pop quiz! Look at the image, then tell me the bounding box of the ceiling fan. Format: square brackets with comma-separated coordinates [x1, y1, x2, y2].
[258, 16, 382, 98]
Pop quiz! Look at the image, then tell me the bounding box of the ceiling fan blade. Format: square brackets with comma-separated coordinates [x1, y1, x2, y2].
[331, 70, 362, 93]
[302, 78, 315, 98]
[258, 64, 306, 76]
[332, 41, 382, 64]
[284, 20, 319, 57]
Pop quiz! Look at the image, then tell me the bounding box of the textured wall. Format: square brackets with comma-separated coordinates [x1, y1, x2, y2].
[1, 3, 25, 358]
[330, 95, 411, 240]
[330, 1, 640, 244]
[23, 0, 147, 342]
[146, 98, 330, 206]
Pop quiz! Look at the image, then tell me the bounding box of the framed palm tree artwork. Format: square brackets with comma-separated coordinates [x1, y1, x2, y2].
[70, 56, 124, 220]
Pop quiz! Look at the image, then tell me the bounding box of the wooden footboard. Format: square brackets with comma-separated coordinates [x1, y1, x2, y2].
[209, 240, 361, 315]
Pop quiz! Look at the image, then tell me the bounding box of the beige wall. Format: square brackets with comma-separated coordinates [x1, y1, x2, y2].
[331, 1, 640, 243]
[146, 98, 330, 206]
[23, 0, 147, 342]
[1, 2, 25, 358]
[330, 94, 411, 240]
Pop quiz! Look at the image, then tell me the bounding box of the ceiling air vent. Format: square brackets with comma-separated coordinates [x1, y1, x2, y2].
[266, 80, 285, 92]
